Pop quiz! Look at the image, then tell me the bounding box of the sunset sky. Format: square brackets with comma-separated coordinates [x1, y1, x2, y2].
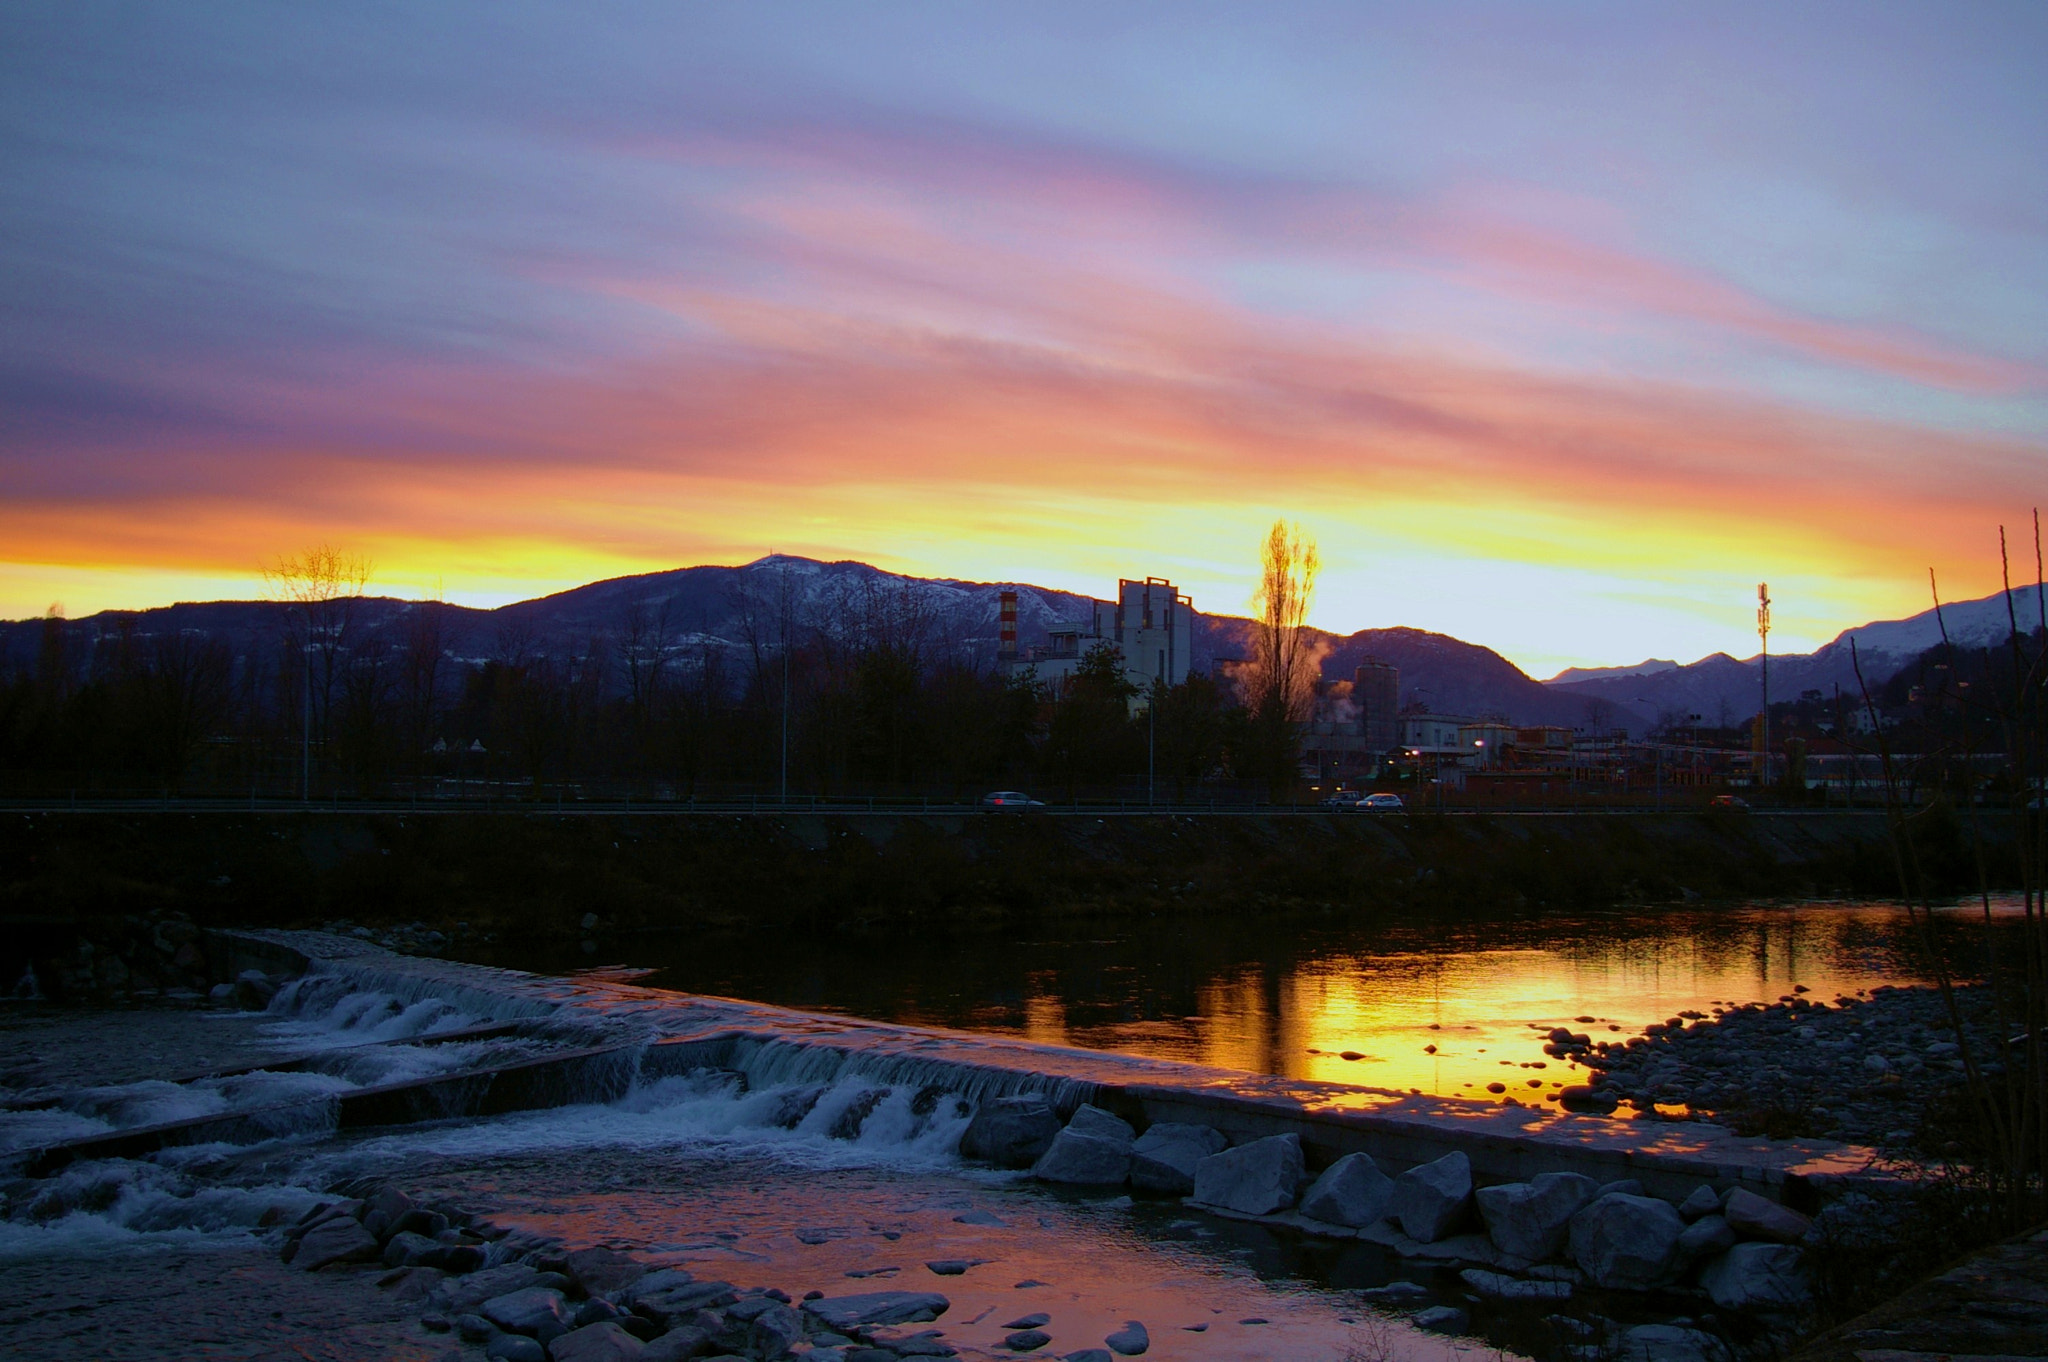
[4, 3, 2045, 674]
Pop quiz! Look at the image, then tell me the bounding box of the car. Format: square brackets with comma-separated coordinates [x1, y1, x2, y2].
[980, 790, 1045, 810]
[1320, 791, 1365, 808]
[1709, 794, 1750, 810]
[1358, 793, 1405, 811]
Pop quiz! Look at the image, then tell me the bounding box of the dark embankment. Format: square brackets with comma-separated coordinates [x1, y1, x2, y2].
[0, 804, 2006, 1000]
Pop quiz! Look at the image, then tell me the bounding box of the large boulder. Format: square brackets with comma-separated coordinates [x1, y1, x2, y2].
[1568, 1194, 1687, 1289]
[432, 1264, 549, 1314]
[1722, 1188, 1812, 1245]
[484, 1287, 573, 1343]
[1298, 1152, 1395, 1228]
[1129, 1123, 1227, 1195]
[1475, 1171, 1598, 1261]
[620, 1272, 737, 1327]
[548, 1321, 646, 1362]
[1191, 1133, 1304, 1216]
[1032, 1106, 1135, 1185]
[1617, 1324, 1731, 1362]
[1391, 1151, 1474, 1244]
[294, 1216, 381, 1271]
[800, 1291, 952, 1333]
[1676, 1214, 1735, 1263]
[1700, 1243, 1810, 1312]
[564, 1246, 648, 1298]
[959, 1095, 1062, 1168]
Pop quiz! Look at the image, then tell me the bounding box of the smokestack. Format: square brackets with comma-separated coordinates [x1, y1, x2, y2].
[999, 590, 1018, 662]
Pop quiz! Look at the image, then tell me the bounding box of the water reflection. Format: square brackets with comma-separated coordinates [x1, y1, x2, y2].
[491, 898, 2013, 1102]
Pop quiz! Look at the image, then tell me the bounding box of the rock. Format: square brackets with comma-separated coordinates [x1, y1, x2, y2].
[488, 1337, 547, 1362]
[1411, 1306, 1469, 1335]
[623, 1274, 737, 1327]
[1033, 1109, 1135, 1186]
[1568, 1194, 1687, 1290]
[959, 1096, 1063, 1168]
[234, 969, 277, 1010]
[1391, 1151, 1473, 1244]
[639, 1327, 711, 1362]
[576, 1300, 626, 1328]
[1618, 1324, 1730, 1362]
[1557, 1085, 1620, 1113]
[801, 1292, 952, 1332]
[1003, 1313, 1052, 1329]
[1722, 1188, 1812, 1244]
[549, 1322, 646, 1362]
[484, 1288, 573, 1342]
[1357, 1282, 1431, 1303]
[433, 1264, 547, 1313]
[1678, 1186, 1721, 1221]
[865, 1327, 956, 1355]
[1191, 1133, 1304, 1216]
[1128, 1123, 1227, 1195]
[425, 1242, 488, 1274]
[565, 1247, 647, 1298]
[1699, 1243, 1810, 1312]
[208, 981, 236, 1004]
[747, 1303, 804, 1359]
[924, 1259, 985, 1276]
[1676, 1214, 1735, 1262]
[380, 1265, 447, 1302]
[1476, 1171, 1598, 1261]
[1297, 1152, 1395, 1228]
[383, 1230, 442, 1268]
[1104, 1320, 1149, 1355]
[1459, 1268, 1571, 1301]
[295, 1216, 381, 1271]
[1064, 1352, 1114, 1362]
[361, 1185, 418, 1241]
[458, 1314, 496, 1341]
[1596, 1179, 1644, 1199]
[1005, 1329, 1052, 1351]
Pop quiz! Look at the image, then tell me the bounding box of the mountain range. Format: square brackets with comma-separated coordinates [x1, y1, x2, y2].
[7, 555, 2034, 733]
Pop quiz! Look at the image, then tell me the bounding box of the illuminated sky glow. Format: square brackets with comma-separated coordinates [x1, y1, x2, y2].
[3, 3, 2045, 673]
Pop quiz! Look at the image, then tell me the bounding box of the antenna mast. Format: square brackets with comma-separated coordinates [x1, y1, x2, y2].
[1756, 582, 1772, 789]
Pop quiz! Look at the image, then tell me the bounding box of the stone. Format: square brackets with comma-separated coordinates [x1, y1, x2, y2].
[1676, 1214, 1735, 1262]
[383, 1230, 442, 1268]
[959, 1096, 1063, 1168]
[639, 1327, 711, 1362]
[1064, 1352, 1114, 1362]
[1596, 1179, 1644, 1199]
[748, 1303, 804, 1359]
[295, 1216, 381, 1271]
[1568, 1194, 1687, 1290]
[1557, 1085, 1620, 1113]
[1297, 1152, 1395, 1228]
[1104, 1320, 1149, 1355]
[1678, 1186, 1722, 1221]
[361, 1185, 418, 1241]
[458, 1314, 496, 1341]
[1475, 1171, 1598, 1261]
[1191, 1133, 1304, 1216]
[484, 1287, 574, 1342]
[1032, 1112, 1135, 1185]
[1699, 1243, 1809, 1312]
[1618, 1324, 1731, 1362]
[487, 1335, 547, 1362]
[1128, 1123, 1227, 1195]
[1722, 1188, 1812, 1244]
[549, 1322, 647, 1362]
[1391, 1151, 1474, 1244]
[564, 1247, 647, 1298]
[1411, 1306, 1469, 1335]
[434, 1264, 547, 1313]
[380, 1265, 447, 1302]
[625, 1275, 738, 1327]
[1357, 1282, 1430, 1303]
[865, 1328, 956, 1355]
[801, 1292, 952, 1332]
[425, 1242, 489, 1274]
[1458, 1268, 1571, 1301]
[1005, 1330, 1052, 1351]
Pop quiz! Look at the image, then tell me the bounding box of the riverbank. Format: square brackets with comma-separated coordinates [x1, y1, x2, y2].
[0, 807, 1996, 1000]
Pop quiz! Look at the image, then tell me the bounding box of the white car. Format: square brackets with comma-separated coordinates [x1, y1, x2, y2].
[1357, 793, 1405, 811]
[980, 791, 1045, 810]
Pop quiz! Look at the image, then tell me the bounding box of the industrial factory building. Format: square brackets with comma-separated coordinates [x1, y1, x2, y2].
[1000, 576, 1194, 695]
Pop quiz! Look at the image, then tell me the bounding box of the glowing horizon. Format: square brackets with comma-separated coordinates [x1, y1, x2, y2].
[4, 4, 2044, 676]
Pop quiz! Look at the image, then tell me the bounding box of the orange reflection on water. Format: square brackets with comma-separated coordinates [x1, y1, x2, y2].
[1000, 902, 1982, 1102]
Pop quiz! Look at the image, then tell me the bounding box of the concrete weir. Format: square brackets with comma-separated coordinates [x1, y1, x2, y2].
[33, 929, 1882, 1207]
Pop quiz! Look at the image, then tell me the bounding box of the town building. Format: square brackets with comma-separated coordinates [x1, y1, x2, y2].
[1004, 576, 1195, 695]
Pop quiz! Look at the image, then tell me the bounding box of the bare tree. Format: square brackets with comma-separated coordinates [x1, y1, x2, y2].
[1247, 520, 1322, 726]
[263, 545, 371, 795]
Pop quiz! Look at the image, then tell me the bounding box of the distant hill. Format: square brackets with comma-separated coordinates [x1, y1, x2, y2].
[1546, 585, 2048, 723]
[34, 555, 2030, 734]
